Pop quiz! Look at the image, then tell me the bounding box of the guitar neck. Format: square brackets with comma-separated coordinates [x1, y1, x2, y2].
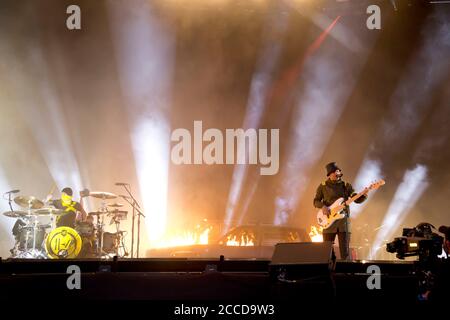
[345, 189, 367, 206]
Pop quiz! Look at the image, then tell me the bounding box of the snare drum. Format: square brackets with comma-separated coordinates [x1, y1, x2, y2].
[45, 226, 82, 259]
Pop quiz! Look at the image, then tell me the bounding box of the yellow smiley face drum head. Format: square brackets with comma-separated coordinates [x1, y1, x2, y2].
[45, 226, 82, 259]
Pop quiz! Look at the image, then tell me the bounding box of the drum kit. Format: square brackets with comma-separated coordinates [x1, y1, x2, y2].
[3, 191, 129, 259]
[83, 191, 129, 258]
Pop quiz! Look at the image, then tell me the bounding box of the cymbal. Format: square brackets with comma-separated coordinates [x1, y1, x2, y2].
[89, 191, 117, 200]
[108, 203, 124, 208]
[3, 211, 27, 218]
[34, 207, 66, 216]
[14, 196, 44, 209]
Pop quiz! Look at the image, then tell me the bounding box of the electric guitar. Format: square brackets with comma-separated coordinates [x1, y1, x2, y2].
[316, 179, 385, 229]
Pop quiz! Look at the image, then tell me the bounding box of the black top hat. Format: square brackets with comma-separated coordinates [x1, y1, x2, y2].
[326, 162, 341, 176]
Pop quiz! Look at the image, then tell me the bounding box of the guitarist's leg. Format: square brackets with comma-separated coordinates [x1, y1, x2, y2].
[323, 232, 336, 243]
[337, 232, 350, 260]
[323, 232, 337, 261]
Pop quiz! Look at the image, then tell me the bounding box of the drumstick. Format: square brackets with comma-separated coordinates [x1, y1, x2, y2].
[44, 184, 57, 203]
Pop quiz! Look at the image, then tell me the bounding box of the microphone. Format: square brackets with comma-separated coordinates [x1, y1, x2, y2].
[115, 182, 129, 186]
[4, 189, 20, 194]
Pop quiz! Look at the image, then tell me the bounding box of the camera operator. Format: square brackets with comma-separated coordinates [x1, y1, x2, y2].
[419, 225, 450, 302]
[386, 223, 448, 302]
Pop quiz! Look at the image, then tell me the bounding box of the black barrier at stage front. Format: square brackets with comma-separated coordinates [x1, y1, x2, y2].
[0, 257, 416, 275]
[1, 257, 448, 304]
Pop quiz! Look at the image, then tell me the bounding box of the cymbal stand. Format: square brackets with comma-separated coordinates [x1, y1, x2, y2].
[95, 195, 108, 258]
[5, 193, 18, 257]
[5, 192, 23, 256]
[28, 200, 38, 255]
[111, 214, 127, 257]
[19, 200, 34, 256]
[118, 184, 145, 258]
[111, 215, 120, 257]
[118, 231, 128, 257]
[5, 191, 14, 212]
[23, 200, 43, 258]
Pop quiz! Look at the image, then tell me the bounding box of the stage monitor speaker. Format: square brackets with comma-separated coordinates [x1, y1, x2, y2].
[269, 242, 335, 280]
[270, 241, 334, 265]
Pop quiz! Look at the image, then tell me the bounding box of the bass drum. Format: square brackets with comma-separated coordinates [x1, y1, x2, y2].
[45, 226, 82, 259]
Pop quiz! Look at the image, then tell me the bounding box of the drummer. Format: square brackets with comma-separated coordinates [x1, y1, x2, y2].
[49, 187, 87, 228]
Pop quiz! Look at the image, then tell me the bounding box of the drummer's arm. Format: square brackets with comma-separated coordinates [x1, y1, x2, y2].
[77, 205, 88, 222]
[45, 197, 55, 206]
[43, 194, 52, 205]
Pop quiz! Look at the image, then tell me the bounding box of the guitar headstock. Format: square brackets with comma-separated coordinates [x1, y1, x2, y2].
[368, 179, 385, 190]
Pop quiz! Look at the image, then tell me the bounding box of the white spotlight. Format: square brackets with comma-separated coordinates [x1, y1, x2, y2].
[351, 158, 383, 217]
[224, 9, 288, 232]
[369, 164, 429, 260]
[12, 47, 85, 195]
[108, 0, 174, 246]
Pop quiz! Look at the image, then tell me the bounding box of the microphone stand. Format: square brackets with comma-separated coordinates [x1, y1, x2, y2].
[6, 193, 14, 213]
[118, 185, 145, 258]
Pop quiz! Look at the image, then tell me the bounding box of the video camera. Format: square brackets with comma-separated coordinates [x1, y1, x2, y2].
[386, 223, 443, 261]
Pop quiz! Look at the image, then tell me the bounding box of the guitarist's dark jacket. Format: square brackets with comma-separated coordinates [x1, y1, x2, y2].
[313, 179, 367, 234]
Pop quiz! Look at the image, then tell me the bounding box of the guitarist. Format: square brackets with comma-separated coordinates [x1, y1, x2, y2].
[313, 162, 368, 260]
